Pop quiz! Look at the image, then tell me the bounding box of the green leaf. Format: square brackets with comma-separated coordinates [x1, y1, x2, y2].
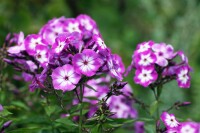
[11, 101, 29, 111]
[137, 118, 154, 122]
[45, 105, 56, 116]
[85, 84, 97, 92]
[0, 108, 12, 116]
[157, 84, 163, 99]
[7, 127, 41, 133]
[91, 124, 101, 133]
[149, 101, 158, 115]
[55, 118, 78, 127]
[108, 118, 135, 124]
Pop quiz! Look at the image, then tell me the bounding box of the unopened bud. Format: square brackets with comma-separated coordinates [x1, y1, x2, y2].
[3, 120, 12, 129]
[0, 104, 3, 112]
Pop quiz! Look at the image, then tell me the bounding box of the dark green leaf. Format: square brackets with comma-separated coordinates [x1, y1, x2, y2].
[149, 101, 158, 115]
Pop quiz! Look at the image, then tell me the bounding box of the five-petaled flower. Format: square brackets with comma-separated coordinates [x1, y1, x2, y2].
[134, 66, 158, 87]
[176, 66, 190, 88]
[73, 49, 102, 77]
[160, 112, 179, 129]
[52, 64, 81, 92]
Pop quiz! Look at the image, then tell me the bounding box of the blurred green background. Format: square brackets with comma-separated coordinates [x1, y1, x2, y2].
[1, 0, 200, 131]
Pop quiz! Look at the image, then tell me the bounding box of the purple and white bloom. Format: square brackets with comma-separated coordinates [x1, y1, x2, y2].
[176, 66, 190, 88]
[65, 19, 81, 33]
[160, 112, 179, 129]
[76, 14, 96, 31]
[107, 95, 137, 118]
[134, 66, 158, 87]
[135, 41, 154, 54]
[51, 64, 81, 92]
[134, 51, 156, 67]
[72, 49, 102, 77]
[176, 51, 189, 65]
[24, 34, 48, 55]
[7, 32, 25, 54]
[152, 43, 175, 67]
[42, 24, 65, 45]
[51, 33, 69, 54]
[107, 54, 125, 81]
[179, 122, 199, 133]
[35, 45, 49, 67]
[92, 35, 107, 50]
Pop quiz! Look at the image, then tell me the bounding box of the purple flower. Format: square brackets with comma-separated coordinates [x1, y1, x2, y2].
[176, 66, 190, 88]
[24, 34, 48, 55]
[107, 95, 137, 118]
[7, 32, 25, 54]
[35, 45, 49, 67]
[135, 41, 154, 54]
[179, 122, 199, 133]
[51, 33, 69, 54]
[134, 66, 158, 87]
[92, 35, 107, 50]
[134, 51, 156, 67]
[160, 112, 179, 129]
[51, 64, 81, 92]
[65, 19, 81, 33]
[134, 121, 145, 133]
[72, 49, 102, 77]
[76, 14, 97, 31]
[107, 54, 125, 81]
[152, 43, 175, 67]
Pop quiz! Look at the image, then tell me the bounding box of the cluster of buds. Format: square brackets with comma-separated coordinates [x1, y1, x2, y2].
[126, 41, 191, 88]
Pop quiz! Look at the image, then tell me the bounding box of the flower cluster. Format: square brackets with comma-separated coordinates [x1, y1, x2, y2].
[5, 14, 125, 92]
[126, 41, 191, 88]
[160, 112, 200, 133]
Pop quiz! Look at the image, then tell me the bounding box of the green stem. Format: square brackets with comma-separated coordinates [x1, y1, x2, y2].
[79, 84, 83, 133]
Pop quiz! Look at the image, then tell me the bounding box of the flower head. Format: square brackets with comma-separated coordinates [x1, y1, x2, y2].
[73, 49, 102, 77]
[134, 66, 158, 87]
[52, 64, 81, 92]
[134, 50, 156, 67]
[152, 43, 175, 67]
[179, 122, 199, 133]
[160, 112, 179, 129]
[24, 34, 48, 55]
[176, 66, 190, 88]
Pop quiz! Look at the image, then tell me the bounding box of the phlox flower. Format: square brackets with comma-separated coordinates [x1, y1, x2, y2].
[107, 95, 137, 118]
[72, 49, 102, 77]
[179, 122, 199, 133]
[76, 14, 96, 31]
[65, 19, 81, 33]
[7, 31, 25, 54]
[92, 35, 107, 50]
[107, 54, 125, 81]
[152, 43, 175, 67]
[135, 41, 154, 54]
[51, 33, 68, 54]
[24, 34, 48, 55]
[35, 45, 49, 67]
[134, 50, 156, 67]
[176, 66, 190, 88]
[160, 112, 179, 129]
[52, 64, 81, 92]
[134, 66, 158, 87]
